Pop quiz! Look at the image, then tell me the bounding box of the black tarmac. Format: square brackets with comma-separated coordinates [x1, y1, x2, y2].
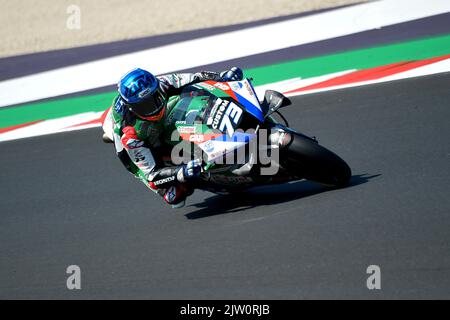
[1, 73, 449, 298]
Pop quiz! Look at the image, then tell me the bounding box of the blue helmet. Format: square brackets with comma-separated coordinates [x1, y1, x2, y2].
[118, 68, 165, 119]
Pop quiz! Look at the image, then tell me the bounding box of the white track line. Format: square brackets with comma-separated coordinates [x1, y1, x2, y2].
[2, 57, 450, 142]
[0, 0, 449, 107]
[0, 112, 103, 142]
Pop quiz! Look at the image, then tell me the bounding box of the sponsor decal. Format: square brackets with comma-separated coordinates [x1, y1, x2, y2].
[133, 150, 145, 162]
[197, 83, 216, 91]
[214, 82, 230, 91]
[154, 176, 176, 186]
[126, 138, 144, 149]
[203, 140, 215, 153]
[207, 98, 225, 125]
[177, 126, 196, 134]
[165, 186, 177, 202]
[230, 82, 244, 91]
[114, 99, 126, 115]
[244, 81, 254, 96]
[207, 99, 229, 127]
[211, 102, 243, 137]
[189, 134, 205, 143]
[210, 174, 253, 185]
[138, 87, 152, 98]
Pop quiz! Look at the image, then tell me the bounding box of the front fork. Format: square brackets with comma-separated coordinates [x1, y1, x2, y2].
[261, 123, 318, 180]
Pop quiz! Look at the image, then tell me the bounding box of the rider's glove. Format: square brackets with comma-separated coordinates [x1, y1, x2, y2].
[177, 159, 202, 182]
[220, 67, 243, 82]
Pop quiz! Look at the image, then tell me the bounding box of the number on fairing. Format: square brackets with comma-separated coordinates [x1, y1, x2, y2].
[220, 103, 242, 137]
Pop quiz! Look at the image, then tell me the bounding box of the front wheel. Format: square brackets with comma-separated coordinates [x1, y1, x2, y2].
[281, 131, 351, 187]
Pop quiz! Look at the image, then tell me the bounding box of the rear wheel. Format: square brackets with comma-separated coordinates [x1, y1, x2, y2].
[282, 132, 351, 187]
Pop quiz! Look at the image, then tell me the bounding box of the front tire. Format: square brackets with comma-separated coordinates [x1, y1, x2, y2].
[282, 132, 351, 187]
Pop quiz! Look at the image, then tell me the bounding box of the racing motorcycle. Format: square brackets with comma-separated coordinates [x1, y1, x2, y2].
[104, 78, 351, 195]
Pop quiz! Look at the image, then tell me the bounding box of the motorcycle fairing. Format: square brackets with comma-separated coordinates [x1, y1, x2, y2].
[198, 131, 257, 162]
[174, 79, 263, 163]
[198, 79, 264, 123]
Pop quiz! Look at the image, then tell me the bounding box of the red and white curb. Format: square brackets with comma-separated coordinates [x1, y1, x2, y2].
[1, 54, 450, 143]
[253, 54, 450, 98]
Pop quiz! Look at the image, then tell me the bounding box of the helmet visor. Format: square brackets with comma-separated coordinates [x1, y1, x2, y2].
[128, 88, 165, 118]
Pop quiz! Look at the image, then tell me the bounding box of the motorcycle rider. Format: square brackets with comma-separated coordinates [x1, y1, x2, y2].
[102, 67, 244, 208]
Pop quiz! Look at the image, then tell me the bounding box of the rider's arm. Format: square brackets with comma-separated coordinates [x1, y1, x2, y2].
[111, 96, 200, 191]
[116, 123, 199, 192]
[116, 125, 157, 185]
[158, 67, 243, 96]
[110, 97, 157, 187]
[147, 159, 201, 189]
[157, 72, 221, 96]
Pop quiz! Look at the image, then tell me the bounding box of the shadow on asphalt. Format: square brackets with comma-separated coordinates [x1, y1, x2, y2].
[184, 173, 380, 219]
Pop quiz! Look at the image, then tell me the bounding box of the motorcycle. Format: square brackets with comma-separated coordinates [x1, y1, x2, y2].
[103, 78, 351, 195]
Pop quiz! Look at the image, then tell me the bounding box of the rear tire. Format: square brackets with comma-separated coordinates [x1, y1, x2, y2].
[282, 132, 351, 187]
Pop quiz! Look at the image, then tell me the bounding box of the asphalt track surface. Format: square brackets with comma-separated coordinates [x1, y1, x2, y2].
[1, 73, 450, 299]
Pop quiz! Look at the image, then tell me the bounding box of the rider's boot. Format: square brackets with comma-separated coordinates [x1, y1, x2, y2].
[163, 184, 194, 209]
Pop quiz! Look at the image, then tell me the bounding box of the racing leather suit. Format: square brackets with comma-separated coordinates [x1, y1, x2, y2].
[104, 71, 233, 206]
